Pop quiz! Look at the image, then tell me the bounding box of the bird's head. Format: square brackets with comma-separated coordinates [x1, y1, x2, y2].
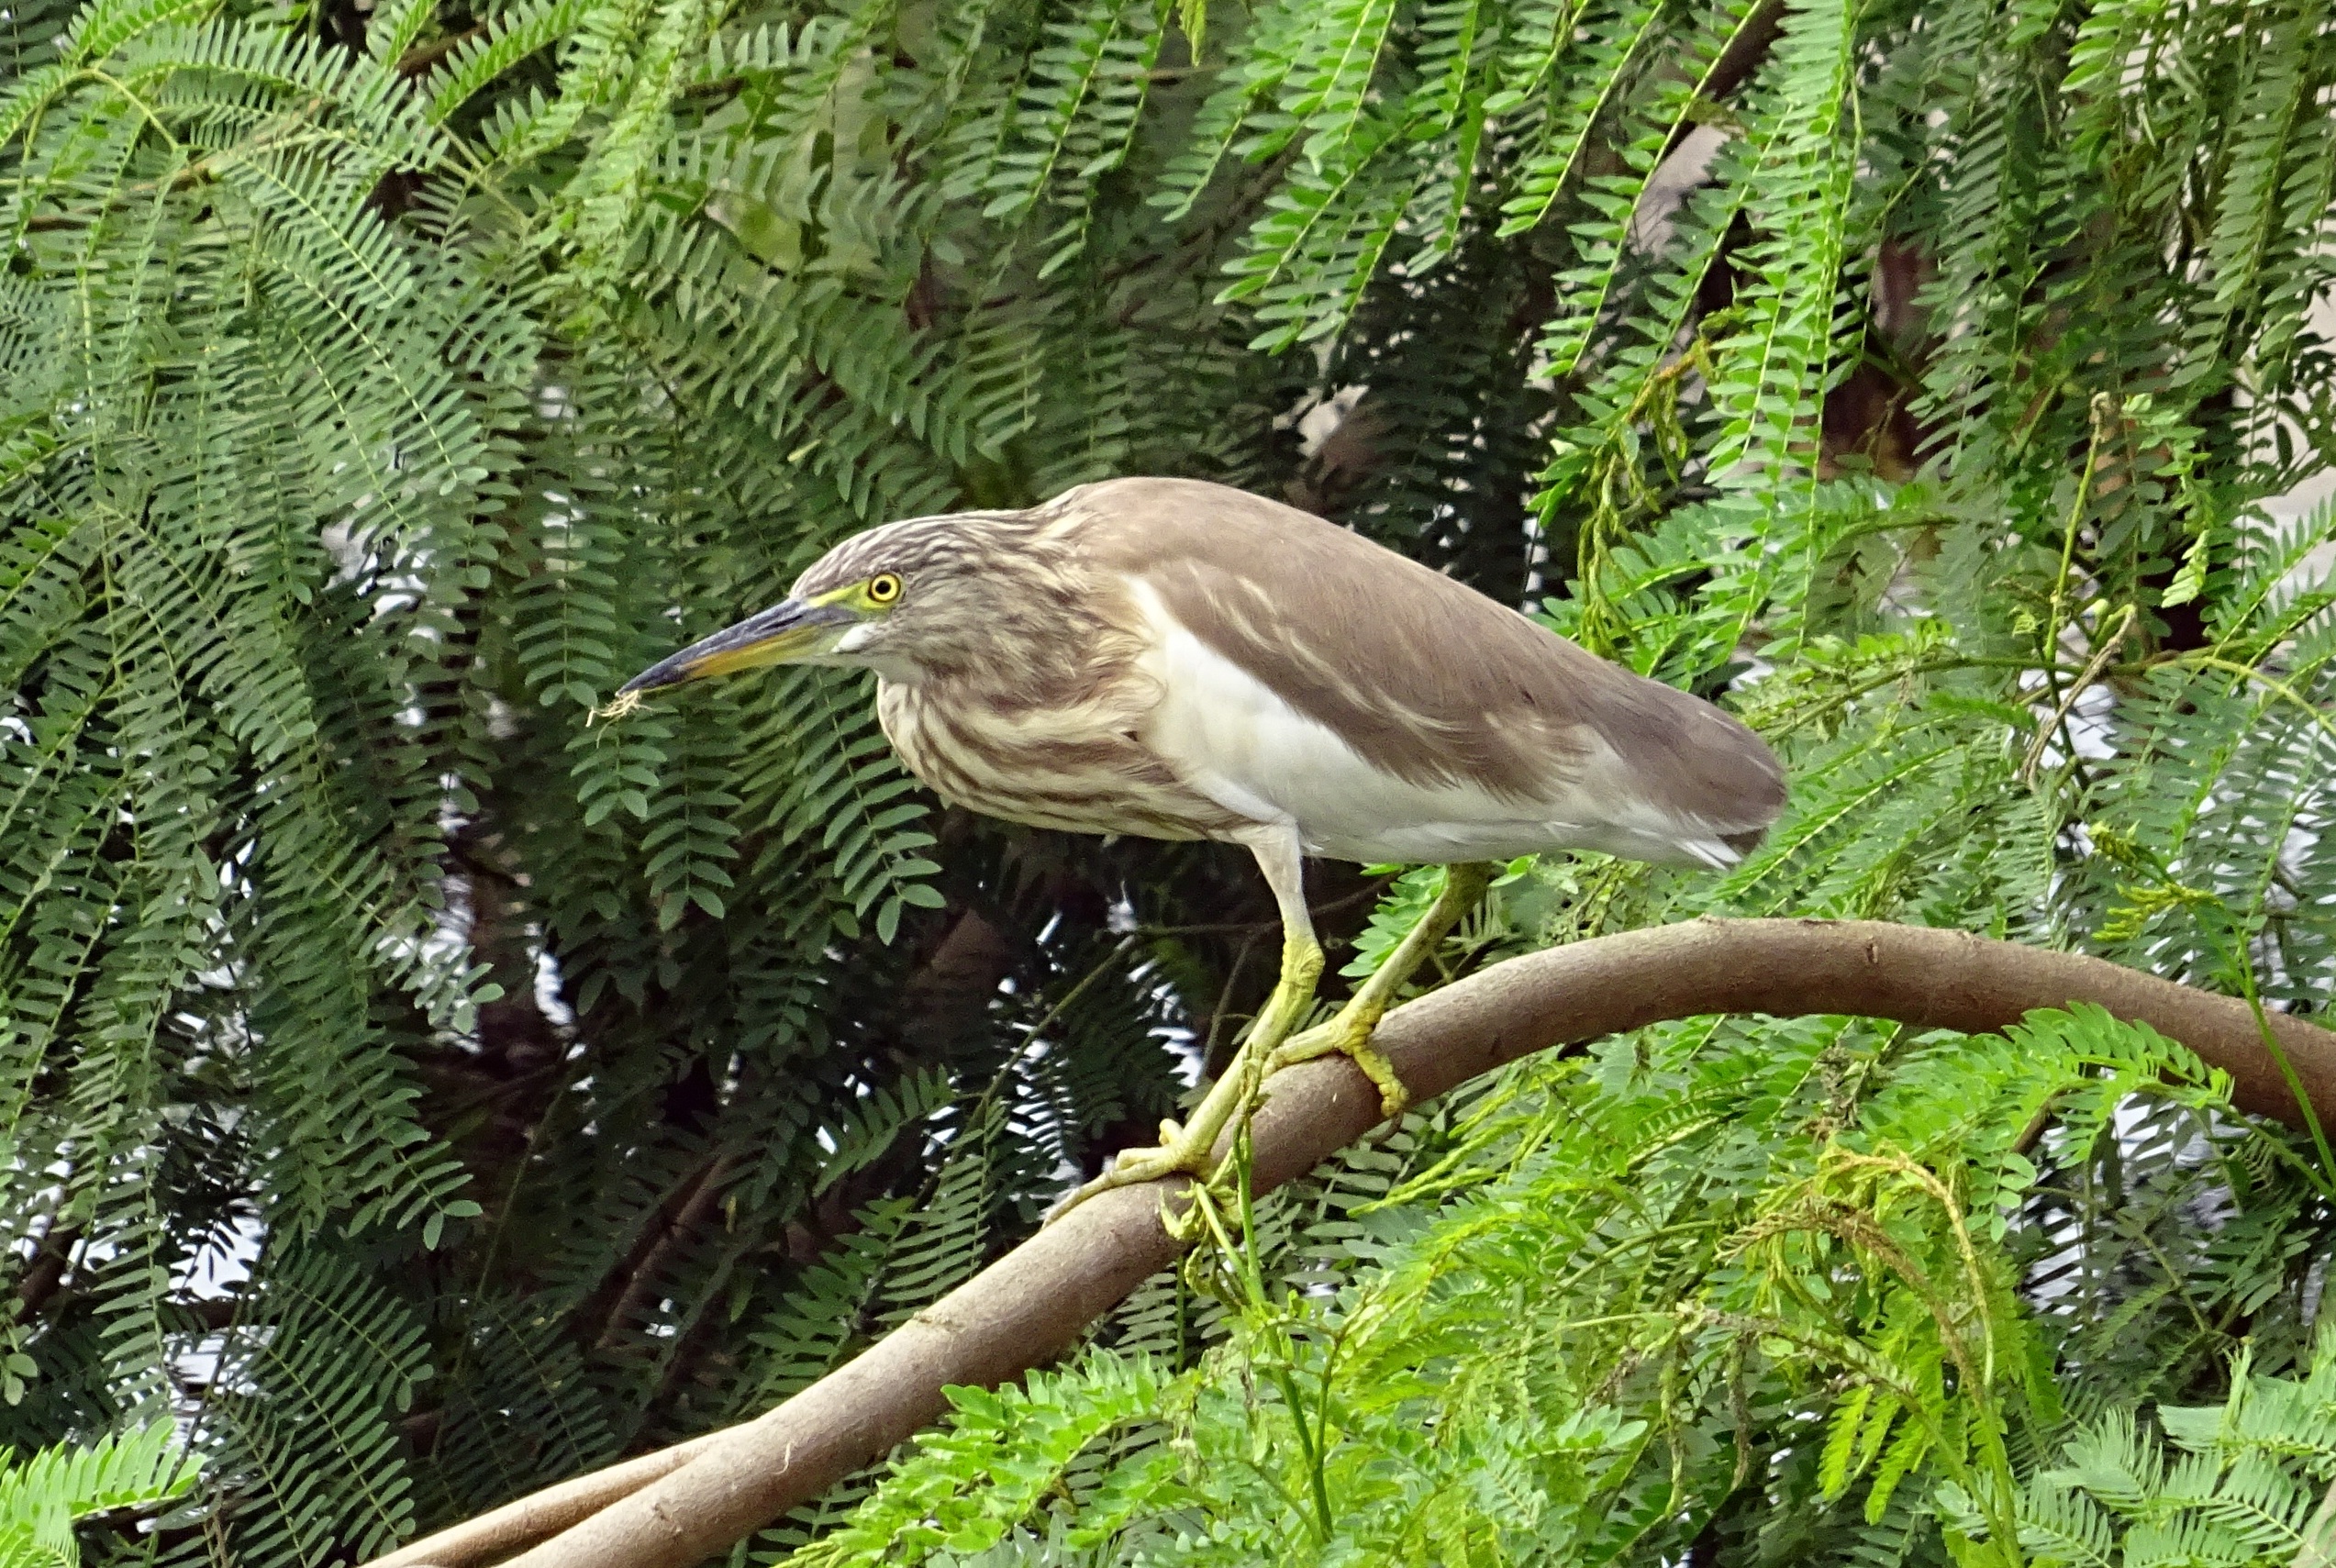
[616, 514, 1058, 698]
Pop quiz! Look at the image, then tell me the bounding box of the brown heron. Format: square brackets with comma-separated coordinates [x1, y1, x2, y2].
[616, 478, 1785, 1212]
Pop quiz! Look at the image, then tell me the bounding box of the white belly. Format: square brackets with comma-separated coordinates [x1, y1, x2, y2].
[1126, 582, 1734, 867]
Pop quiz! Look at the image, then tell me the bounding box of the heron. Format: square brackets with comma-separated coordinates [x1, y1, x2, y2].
[616, 477, 1785, 1212]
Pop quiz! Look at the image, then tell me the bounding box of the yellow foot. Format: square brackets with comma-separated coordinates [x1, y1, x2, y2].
[1047, 927, 1328, 1225]
[1265, 1016, 1409, 1118]
[1043, 1120, 1216, 1221]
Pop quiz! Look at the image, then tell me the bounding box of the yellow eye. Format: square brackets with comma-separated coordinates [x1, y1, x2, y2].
[865, 573, 902, 605]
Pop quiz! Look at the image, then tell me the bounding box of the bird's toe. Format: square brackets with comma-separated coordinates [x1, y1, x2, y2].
[1268, 1018, 1409, 1119]
[1043, 1133, 1213, 1223]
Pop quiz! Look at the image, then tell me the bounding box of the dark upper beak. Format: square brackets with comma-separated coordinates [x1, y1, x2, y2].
[618, 598, 858, 694]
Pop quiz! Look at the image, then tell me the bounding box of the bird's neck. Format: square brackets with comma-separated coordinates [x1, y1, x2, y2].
[882, 608, 1140, 714]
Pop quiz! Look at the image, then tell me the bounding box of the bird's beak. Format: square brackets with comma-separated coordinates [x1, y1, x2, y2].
[618, 597, 859, 694]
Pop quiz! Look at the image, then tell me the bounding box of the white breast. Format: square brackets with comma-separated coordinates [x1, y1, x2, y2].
[1125, 580, 1741, 868]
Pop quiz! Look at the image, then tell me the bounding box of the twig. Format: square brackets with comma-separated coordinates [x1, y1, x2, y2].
[2019, 604, 2136, 783]
[588, 1155, 739, 1354]
[395, 26, 487, 79]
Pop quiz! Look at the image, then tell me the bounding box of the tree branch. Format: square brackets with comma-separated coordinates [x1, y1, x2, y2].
[370, 917, 2336, 1568]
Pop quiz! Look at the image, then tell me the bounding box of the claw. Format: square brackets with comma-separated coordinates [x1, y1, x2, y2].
[1267, 1018, 1409, 1118]
[1044, 1129, 1214, 1221]
[1046, 934, 1321, 1226]
[1049, 863, 1490, 1225]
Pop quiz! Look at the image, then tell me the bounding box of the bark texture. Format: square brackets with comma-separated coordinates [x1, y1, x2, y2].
[372, 917, 2336, 1568]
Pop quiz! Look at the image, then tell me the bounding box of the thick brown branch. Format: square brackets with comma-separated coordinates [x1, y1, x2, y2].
[370, 917, 2336, 1568]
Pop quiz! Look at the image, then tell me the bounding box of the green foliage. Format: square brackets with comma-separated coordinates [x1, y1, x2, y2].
[0, 1424, 195, 1568]
[5, 0, 2336, 1560]
[1978, 1337, 2336, 1567]
[791, 1353, 1174, 1566]
[807, 995, 2324, 1565]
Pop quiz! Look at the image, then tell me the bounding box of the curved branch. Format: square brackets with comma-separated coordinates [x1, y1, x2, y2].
[373, 917, 2336, 1568]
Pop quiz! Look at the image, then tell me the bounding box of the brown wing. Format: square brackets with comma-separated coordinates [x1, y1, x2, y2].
[1062, 477, 1785, 840]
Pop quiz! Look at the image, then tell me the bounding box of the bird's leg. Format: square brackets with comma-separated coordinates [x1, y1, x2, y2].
[1263, 861, 1496, 1118]
[1046, 826, 1320, 1219]
[1146, 917, 1321, 1163]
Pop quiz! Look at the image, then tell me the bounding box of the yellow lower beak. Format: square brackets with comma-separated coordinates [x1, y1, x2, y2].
[619, 598, 856, 694]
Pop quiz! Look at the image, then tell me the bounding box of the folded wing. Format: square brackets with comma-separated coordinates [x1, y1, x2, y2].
[1068, 478, 1785, 867]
